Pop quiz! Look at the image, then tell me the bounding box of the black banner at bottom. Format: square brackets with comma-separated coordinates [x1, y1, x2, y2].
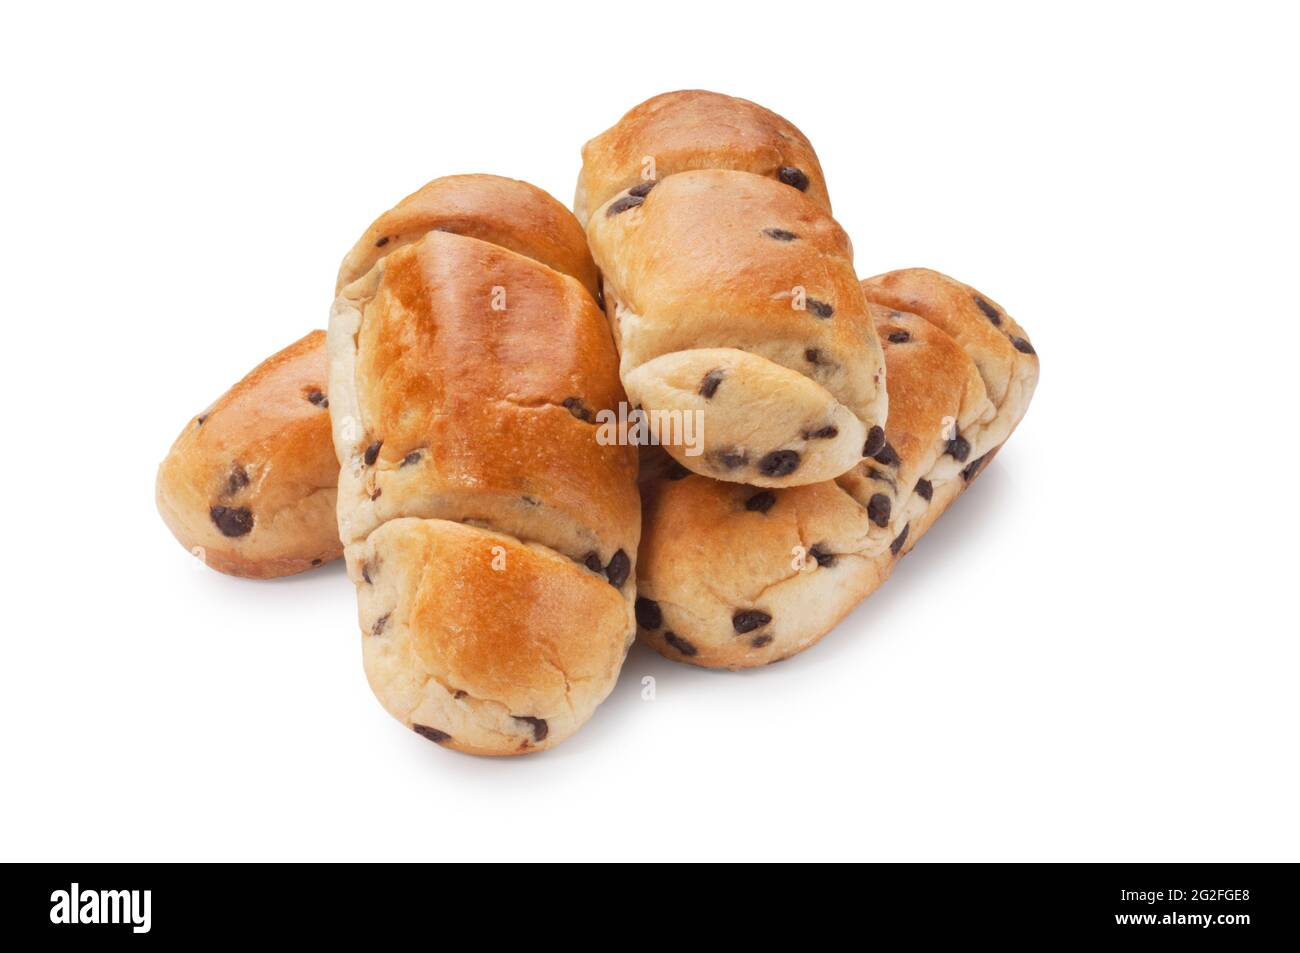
[2, 862, 1291, 942]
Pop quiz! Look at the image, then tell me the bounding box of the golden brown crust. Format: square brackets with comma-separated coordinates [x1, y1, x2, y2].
[575, 90, 830, 226]
[636, 475, 882, 669]
[336, 174, 600, 299]
[354, 519, 630, 756]
[836, 303, 995, 549]
[329, 213, 639, 755]
[155, 331, 340, 578]
[870, 304, 991, 486]
[860, 268, 1039, 456]
[587, 170, 886, 487]
[332, 231, 639, 568]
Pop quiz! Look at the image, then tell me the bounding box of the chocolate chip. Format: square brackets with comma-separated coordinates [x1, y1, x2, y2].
[209, 506, 253, 537]
[862, 425, 886, 458]
[887, 330, 911, 344]
[375, 236, 390, 248]
[778, 166, 810, 191]
[890, 524, 910, 556]
[371, 613, 390, 637]
[809, 544, 836, 568]
[606, 194, 644, 216]
[733, 610, 772, 634]
[1011, 336, 1036, 355]
[699, 369, 724, 398]
[758, 450, 800, 477]
[364, 441, 382, 466]
[514, 716, 548, 742]
[361, 562, 373, 584]
[867, 493, 892, 528]
[746, 491, 776, 513]
[628, 180, 656, 197]
[946, 434, 971, 462]
[311, 558, 322, 566]
[306, 389, 328, 407]
[750, 634, 774, 648]
[915, 478, 933, 502]
[563, 396, 594, 422]
[605, 549, 631, 588]
[195, 414, 208, 426]
[975, 296, 1001, 325]
[583, 552, 603, 573]
[663, 631, 697, 657]
[805, 297, 834, 318]
[805, 348, 823, 365]
[873, 442, 901, 467]
[226, 465, 249, 494]
[401, 450, 422, 467]
[963, 453, 990, 482]
[453, 690, 467, 700]
[635, 597, 662, 630]
[764, 228, 798, 241]
[370, 488, 382, 501]
[665, 460, 691, 481]
[804, 425, 838, 440]
[412, 724, 451, 745]
[714, 449, 747, 470]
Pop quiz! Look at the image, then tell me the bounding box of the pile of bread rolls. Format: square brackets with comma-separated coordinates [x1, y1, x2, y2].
[156, 91, 1039, 755]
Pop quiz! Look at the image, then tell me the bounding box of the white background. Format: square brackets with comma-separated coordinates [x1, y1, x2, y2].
[1, 1, 1296, 862]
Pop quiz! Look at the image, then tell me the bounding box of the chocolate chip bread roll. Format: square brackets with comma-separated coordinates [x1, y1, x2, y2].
[636, 273, 1036, 669]
[574, 89, 831, 226]
[329, 182, 639, 755]
[156, 331, 341, 578]
[580, 92, 887, 488]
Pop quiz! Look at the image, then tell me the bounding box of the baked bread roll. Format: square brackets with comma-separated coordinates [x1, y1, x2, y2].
[636, 272, 1036, 669]
[580, 91, 886, 488]
[574, 89, 831, 226]
[329, 180, 639, 755]
[155, 331, 341, 578]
